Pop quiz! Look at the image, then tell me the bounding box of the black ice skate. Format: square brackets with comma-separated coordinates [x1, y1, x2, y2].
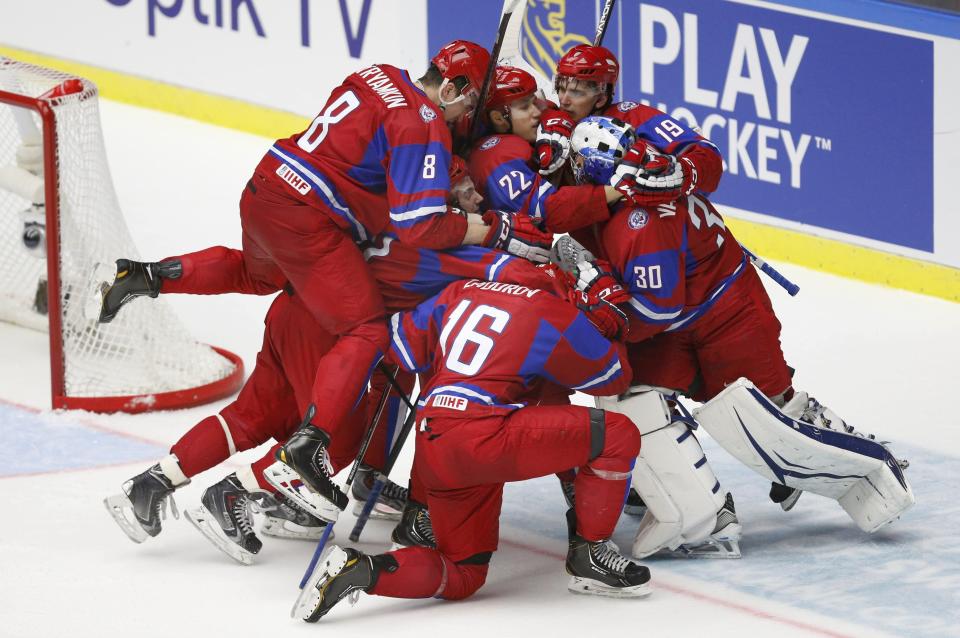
[564, 509, 651, 598]
[293, 546, 398, 623]
[103, 464, 181, 544]
[273, 407, 349, 512]
[185, 473, 262, 565]
[351, 465, 408, 521]
[261, 491, 333, 541]
[390, 500, 436, 550]
[623, 487, 647, 517]
[769, 482, 802, 511]
[98, 258, 181, 323]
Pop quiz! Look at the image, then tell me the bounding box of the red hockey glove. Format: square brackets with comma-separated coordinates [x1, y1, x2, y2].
[610, 140, 698, 207]
[572, 258, 631, 305]
[482, 211, 554, 264]
[535, 109, 575, 176]
[568, 287, 629, 341]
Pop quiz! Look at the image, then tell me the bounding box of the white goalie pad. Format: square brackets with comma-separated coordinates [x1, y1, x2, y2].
[598, 390, 730, 558]
[262, 461, 340, 524]
[694, 378, 914, 532]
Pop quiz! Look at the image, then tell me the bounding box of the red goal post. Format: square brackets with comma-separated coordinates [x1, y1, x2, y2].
[0, 57, 243, 413]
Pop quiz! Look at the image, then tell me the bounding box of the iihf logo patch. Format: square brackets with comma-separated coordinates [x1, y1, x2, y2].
[618, 101, 638, 112]
[479, 136, 500, 150]
[628, 209, 649, 229]
[419, 104, 437, 123]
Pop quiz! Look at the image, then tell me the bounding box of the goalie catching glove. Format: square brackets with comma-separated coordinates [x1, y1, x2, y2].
[535, 109, 575, 176]
[482, 210, 553, 263]
[610, 140, 698, 207]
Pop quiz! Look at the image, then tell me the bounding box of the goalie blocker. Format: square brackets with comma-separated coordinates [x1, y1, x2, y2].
[694, 378, 914, 533]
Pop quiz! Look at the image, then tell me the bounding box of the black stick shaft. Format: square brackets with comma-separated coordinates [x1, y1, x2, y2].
[594, 0, 617, 46]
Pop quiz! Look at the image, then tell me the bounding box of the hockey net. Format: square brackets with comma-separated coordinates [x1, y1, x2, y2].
[0, 57, 243, 413]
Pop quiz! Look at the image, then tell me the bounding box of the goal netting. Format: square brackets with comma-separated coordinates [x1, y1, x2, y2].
[0, 57, 243, 412]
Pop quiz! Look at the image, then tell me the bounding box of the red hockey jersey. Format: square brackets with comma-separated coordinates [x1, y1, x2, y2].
[387, 279, 631, 419]
[257, 64, 465, 249]
[599, 195, 747, 342]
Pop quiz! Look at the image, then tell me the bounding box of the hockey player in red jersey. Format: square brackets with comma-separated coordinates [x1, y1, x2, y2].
[468, 66, 626, 233]
[542, 44, 723, 209]
[291, 276, 650, 623]
[562, 117, 913, 557]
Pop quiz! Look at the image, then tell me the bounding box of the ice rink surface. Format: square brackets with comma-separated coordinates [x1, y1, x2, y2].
[1, 100, 959, 638]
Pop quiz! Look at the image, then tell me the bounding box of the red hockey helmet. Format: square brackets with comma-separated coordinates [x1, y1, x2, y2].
[485, 66, 539, 114]
[555, 44, 620, 86]
[449, 155, 469, 186]
[431, 40, 491, 102]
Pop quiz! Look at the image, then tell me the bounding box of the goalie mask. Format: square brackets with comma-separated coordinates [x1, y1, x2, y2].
[568, 116, 636, 185]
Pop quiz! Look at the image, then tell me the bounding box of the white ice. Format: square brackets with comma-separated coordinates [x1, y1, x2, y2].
[1, 99, 958, 638]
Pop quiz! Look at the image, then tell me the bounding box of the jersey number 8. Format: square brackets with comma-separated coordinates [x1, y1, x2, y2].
[298, 90, 361, 153]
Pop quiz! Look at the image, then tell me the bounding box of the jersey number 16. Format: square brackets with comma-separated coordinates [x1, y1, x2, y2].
[440, 300, 511, 376]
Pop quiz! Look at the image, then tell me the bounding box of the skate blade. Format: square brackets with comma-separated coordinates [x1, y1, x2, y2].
[103, 493, 149, 544]
[667, 528, 742, 560]
[567, 575, 652, 599]
[261, 516, 332, 541]
[262, 461, 339, 524]
[781, 490, 802, 512]
[184, 506, 256, 566]
[292, 545, 347, 621]
[351, 500, 402, 521]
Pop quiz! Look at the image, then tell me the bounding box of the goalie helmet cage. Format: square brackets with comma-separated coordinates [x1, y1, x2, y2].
[0, 57, 243, 413]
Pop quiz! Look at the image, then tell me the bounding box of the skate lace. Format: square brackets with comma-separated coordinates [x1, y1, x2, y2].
[231, 493, 256, 536]
[591, 541, 631, 574]
[155, 493, 180, 522]
[415, 510, 436, 544]
[380, 480, 409, 504]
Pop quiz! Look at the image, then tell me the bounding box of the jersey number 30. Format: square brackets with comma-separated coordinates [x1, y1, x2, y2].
[440, 300, 510, 376]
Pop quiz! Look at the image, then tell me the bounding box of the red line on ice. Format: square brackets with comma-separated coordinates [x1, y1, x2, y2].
[500, 537, 856, 638]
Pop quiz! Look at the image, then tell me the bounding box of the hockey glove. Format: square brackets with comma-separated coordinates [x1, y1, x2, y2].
[568, 287, 629, 341]
[535, 109, 575, 176]
[630, 151, 698, 206]
[482, 211, 554, 264]
[571, 259, 631, 305]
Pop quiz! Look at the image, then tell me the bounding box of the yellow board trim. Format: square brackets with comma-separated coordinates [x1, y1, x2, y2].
[0, 45, 309, 140]
[2, 45, 958, 303]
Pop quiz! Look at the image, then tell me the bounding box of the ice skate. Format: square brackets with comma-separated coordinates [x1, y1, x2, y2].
[98, 258, 180, 323]
[261, 491, 333, 541]
[103, 463, 181, 544]
[564, 509, 651, 598]
[667, 492, 742, 559]
[623, 487, 647, 517]
[261, 459, 341, 523]
[293, 546, 397, 622]
[351, 465, 408, 521]
[769, 482, 802, 511]
[272, 406, 349, 512]
[390, 500, 436, 550]
[184, 473, 261, 565]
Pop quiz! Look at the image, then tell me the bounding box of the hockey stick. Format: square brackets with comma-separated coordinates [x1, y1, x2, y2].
[468, 0, 524, 145]
[594, 0, 617, 46]
[376, 361, 417, 413]
[742, 246, 800, 296]
[349, 389, 421, 542]
[297, 365, 397, 589]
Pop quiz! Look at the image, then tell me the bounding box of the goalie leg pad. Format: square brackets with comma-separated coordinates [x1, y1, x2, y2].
[597, 390, 728, 557]
[693, 378, 914, 532]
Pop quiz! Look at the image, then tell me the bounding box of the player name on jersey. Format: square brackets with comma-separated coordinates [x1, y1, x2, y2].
[356, 65, 409, 109]
[462, 279, 542, 298]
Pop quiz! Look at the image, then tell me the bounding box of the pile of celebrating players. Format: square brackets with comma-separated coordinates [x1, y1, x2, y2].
[102, 39, 914, 621]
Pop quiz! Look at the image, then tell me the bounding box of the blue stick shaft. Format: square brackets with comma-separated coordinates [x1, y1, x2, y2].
[743, 247, 800, 297]
[299, 520, 335, 589]
[349, 479, 385, 542]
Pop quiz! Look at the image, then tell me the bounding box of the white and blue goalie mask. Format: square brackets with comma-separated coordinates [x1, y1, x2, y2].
[569, 116, 637, 185]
